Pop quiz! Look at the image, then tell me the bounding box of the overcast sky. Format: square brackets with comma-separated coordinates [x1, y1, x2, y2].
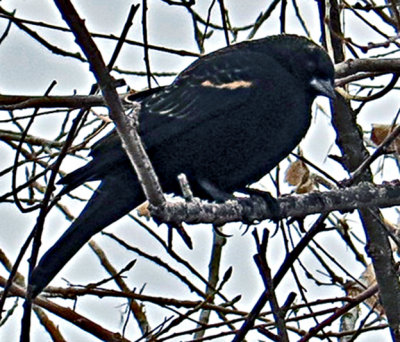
[0, 1, 395, 341]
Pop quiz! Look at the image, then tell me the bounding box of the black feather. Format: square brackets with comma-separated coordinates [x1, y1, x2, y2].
[29, 34, 335, 297]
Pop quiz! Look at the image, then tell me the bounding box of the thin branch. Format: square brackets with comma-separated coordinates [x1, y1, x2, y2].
[0, 276, 131, 342]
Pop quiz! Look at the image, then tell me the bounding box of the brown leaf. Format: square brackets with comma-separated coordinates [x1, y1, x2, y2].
[285, 160, 309, 186]
[285, 160, 314, 193]
[346, 264, 385, 316]
[370, 124, 400, 153]
[136, 201, 151, 219]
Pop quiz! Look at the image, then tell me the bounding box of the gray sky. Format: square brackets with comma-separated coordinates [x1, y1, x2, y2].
[0, 1, 395, 341]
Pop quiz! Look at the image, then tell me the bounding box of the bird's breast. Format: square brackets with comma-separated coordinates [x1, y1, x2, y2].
[150, 96, 311, 193]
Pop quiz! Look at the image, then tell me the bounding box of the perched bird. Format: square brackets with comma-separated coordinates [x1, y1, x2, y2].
[29, 35, 335, 297]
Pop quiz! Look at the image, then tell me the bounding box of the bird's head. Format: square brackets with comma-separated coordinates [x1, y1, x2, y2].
[264, 35, 336, 100]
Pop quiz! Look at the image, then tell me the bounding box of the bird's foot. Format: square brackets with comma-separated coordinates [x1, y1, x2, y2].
[242, 188, 281, 223]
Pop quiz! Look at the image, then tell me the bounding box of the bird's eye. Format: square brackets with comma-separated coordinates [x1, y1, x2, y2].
[305, 60, 317, 73]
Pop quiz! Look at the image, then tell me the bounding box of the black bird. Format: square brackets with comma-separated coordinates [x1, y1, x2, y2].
[29, 35, 335, 297]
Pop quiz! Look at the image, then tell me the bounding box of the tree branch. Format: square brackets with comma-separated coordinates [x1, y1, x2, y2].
[150, 181, 400, 226]
[53, 0, 165, 207]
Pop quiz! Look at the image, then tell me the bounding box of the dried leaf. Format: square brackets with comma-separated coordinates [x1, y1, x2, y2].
[285, 160, 309, 186]
[136, 201, 151, 219]
[346, 264, 384, 316]
[370, 124, 400, 153]
[285, 160, 314, 193]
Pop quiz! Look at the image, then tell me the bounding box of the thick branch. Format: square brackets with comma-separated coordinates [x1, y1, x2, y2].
[332, 94, 400, 341]
[150, 181, 400, 226]
[53, 0, 165, 207]
[335, 58, 400, 78]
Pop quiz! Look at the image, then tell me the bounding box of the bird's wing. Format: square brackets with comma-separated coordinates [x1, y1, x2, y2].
[60, 49, 283, 189]
[138, 49, 281, 148]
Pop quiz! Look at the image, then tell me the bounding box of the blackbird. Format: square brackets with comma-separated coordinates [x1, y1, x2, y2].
[29, 34, 335, 297]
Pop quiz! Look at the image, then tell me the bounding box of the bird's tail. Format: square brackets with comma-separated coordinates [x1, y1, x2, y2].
[29, 168, 144, 297]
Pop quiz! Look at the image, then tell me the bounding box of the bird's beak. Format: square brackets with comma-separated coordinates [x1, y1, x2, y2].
[310, 78, 336, 99]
